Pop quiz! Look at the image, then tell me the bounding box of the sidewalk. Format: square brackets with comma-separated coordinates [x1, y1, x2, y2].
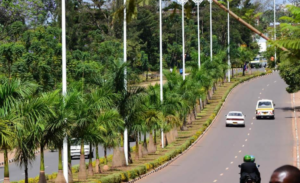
[292, 91, 300, 168]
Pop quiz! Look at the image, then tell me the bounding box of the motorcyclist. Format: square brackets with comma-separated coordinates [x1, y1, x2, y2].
[240, 155, 261, 183]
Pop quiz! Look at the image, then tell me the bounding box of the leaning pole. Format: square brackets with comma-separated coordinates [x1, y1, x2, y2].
[212, 0, 288, 52]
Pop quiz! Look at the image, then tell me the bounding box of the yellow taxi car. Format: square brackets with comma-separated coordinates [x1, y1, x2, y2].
[256, 99, 275, 119]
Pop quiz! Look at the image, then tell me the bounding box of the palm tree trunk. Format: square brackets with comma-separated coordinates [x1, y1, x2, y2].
[88, 142, 94, 176]
[39, 144, 46, 183]
[95, 144, 101, 173]
[55, 147, 66, 183]
[104, 147, 107, 164]
[78, 139, 87, 180]
[127, 139, 132, 164]
[4, 148, 9, 183]
[24, 159, 28, 183]
[135, 132, 139, 160]
[154, 129, 157, 145]
[68, 140, 73, 183]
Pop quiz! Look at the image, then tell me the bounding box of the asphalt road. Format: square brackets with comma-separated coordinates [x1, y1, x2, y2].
[138, 72, 294, 183]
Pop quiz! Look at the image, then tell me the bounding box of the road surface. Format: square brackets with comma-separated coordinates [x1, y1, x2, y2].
[138, 72, 294, 183]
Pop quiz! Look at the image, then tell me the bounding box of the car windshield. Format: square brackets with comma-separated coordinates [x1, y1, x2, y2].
[258, 101, 272, 108]
[228, 113, 242, 116]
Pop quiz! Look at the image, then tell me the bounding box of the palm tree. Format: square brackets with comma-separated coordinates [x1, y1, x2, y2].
[14, 94, 53, 183]
[0, 78, 37, 182]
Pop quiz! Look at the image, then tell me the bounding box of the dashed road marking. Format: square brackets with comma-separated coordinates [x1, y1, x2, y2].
[248, 133, 250, 136]
[231, 161, 234, 164]
[220, 173, 223, 176]
[239, 150, 242, 153]
[213, 180, 217, 182]
[226, 167, 229, 170]
[242, 145, 245, 147]
[245, 139, 248, 142]
[235, 156, 238, 158]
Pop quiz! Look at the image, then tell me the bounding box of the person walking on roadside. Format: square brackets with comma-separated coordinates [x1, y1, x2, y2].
[269, 165, 300, 183]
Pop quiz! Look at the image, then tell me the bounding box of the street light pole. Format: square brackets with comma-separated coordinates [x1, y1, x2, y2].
[208, 0, 213, 61]
[182, 1, 186, 80]
[192, 0, 203, 69]
[274, 0, 277, 67]
[62, 0, 68, 182]
[227, 0, 230, 82]
[123, 0, 129, 166]
[159, 0, 164, 148]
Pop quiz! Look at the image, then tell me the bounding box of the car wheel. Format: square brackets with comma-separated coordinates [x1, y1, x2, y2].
[226, 124, 229, 127]
[256, 116, 260, 120]
[272, 116, 275, 119]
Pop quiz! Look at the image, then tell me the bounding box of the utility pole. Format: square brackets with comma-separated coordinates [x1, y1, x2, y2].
[227, 0, 230, 82]
[208, 0, 213, 61]
[159, 0, 164, 148]
[192, 0, 203, 69]
[274, 0, 277, 67]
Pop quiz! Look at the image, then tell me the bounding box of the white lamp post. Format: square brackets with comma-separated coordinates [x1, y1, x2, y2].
[178, 0, 188, 80]
[61, 0, 68, 182]
[192, 0, 203, 69]
[227, 0, 230, 82]
[159, 0, 164, 148]
[208, 0, 213, 61]
[123, 0, 129, 166]
[274, 0, 277, 67]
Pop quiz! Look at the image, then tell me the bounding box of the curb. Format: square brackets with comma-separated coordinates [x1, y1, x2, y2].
[127, 72, 274, 183]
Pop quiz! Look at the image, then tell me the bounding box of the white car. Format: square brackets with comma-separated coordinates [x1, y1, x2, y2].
[256, 99, 275, 119]
[225, 111, 245, 127]
[70, 139, 94, 159]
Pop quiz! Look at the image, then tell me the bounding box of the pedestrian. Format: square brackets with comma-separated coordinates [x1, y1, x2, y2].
[269, 165, 300, 183]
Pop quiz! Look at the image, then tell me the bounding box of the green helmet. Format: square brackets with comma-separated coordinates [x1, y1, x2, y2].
[250, 155, 255, 162]
[244, 155, 251, 162]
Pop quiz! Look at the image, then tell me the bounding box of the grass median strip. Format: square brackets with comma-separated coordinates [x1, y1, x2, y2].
[13, 72, 267, 183]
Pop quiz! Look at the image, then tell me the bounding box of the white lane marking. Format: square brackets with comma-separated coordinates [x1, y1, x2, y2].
[220, 173, 223, 176]
[293, 93, 300, 168]
[213, 180, 217, 182]
[245, 139, 248, 142]
[235, 156, 238, 158]
[239, 150, 242, 153]
[231, 161, 233, 164]
[262, 88, 264, 90]
[248, 133, 250, 136]
[242, 145, 245, 147]
[226, 167, 229, 170]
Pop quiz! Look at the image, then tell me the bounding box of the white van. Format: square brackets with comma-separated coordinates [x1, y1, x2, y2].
[70, 139, 94, 159]
[256, 99, 275, 119]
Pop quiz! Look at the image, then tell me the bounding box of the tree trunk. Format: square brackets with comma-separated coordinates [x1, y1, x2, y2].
[25, 160, 28, 183]
[154, 129, 157, 145]
[78, 139, 87, 181]
[4, 148, 9, 183]
[55, 147, 66, 183]
[88, 142, 94, 176]
[95, 144, 101, 173]
[68, 139, 73, 183]
[127, 139, 132, 164]
[104, 147, 107, 165]
[39, 144, 46, 183]
[135, 132, 139, 160]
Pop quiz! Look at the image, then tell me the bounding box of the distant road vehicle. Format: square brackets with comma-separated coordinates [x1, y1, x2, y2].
[70, 138, 94, 159]
[256, 99, 275, 119]
[225, 111, 246, 127]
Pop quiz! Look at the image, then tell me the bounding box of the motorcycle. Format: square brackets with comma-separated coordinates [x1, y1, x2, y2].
[238, 164, 260, 183]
